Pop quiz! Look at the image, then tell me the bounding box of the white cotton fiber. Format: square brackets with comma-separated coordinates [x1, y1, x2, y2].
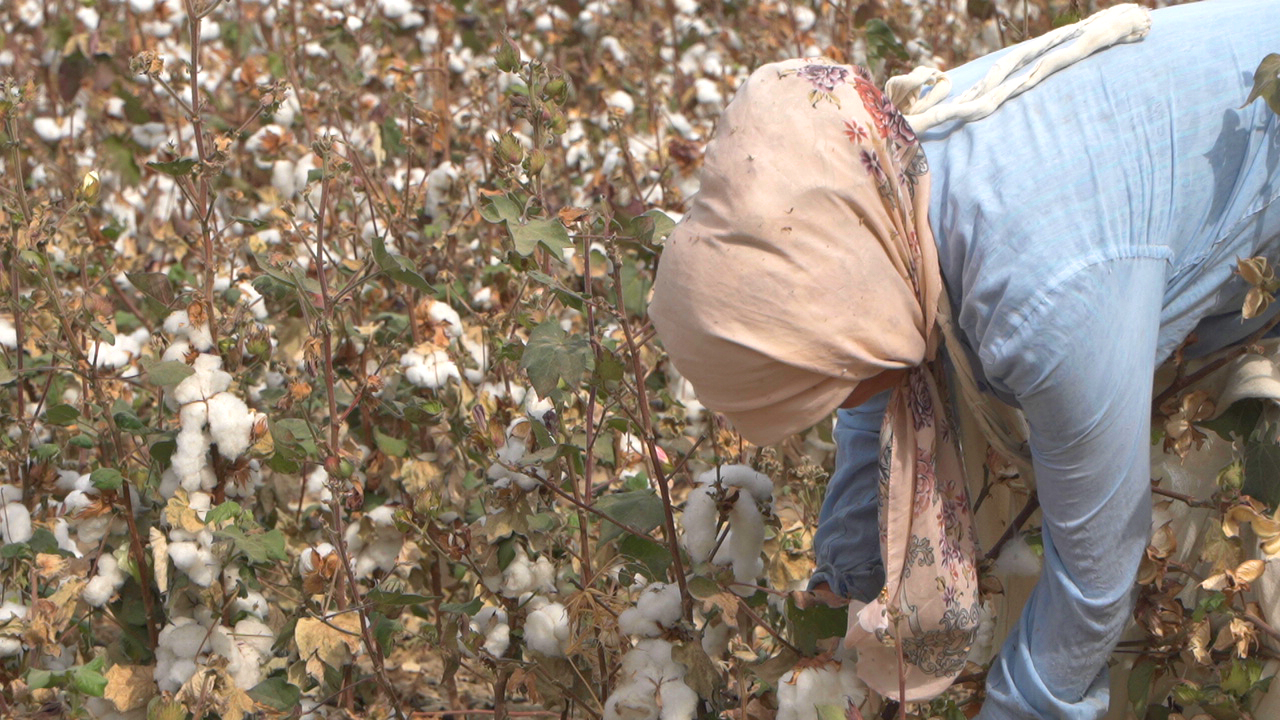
[401, 347, 461, 389]
[993, 534, 1043, 579]
[0, 503, 32, 544]
[525, 601, 570, 657]
[681, 485, 718, 564]
[685, 466, 773, 595]
[603, 639, 698, 720]
[471, 606, 511, 658]
[618, 582, 682, 637]
[206, 392, 255, 458]
[83, 555, 127, 607]
[427, 300, 463, 338]
[776, 662, 867, 720]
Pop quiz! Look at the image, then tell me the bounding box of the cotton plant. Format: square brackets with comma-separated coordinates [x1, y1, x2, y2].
[681, 465, 775, 596]
[604, 584, 699, 720]
[775, 658, 869, 720]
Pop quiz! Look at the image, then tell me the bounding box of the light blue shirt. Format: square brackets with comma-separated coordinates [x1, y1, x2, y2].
[813, 2, 1280, 718]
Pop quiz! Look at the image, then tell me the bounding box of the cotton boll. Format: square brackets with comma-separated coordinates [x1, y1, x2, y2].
[776, 661, 867, 720]
[965, 599, 998, 666]
[233, 618, 275, 656]
[618, 582, 682, 637]
[232, 590, 269, 619]
[701, 619, 731, 658]
[0, 503, 32, 544]
[694, 78, 722, 106]
[500, 547, 537, 598]
[993, 533, 1042, 578]
[427, 300, 463, 338]
[606, 90, 635, 115]
[401, 347, 461, 389]
[471, 606, 511, 658]
[0, 602, 26, 656]
[300, 543, 335, 574]
[525, 601, 570, 657]
[681, 486, 718, 564]
[206, 392, 255, 459]
[0, 318, 15, 349]
[83, 555, 127, 607]
[604, 639, 697, 720]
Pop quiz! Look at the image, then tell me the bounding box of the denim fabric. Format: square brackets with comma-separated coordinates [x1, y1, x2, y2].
[813, 2, 1280, 718]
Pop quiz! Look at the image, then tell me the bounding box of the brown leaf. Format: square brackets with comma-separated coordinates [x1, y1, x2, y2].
[1235, 559, 1266, 584]
[556, 206, 590, 226]
[103, 664, 155, 712]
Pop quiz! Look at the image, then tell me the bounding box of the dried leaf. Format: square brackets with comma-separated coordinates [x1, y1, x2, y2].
[294, 615, 362, 682]
[103, 664, 154, 712]
[1234, 558, 1266, 584]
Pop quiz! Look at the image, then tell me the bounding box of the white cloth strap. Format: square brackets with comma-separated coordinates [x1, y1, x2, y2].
[888, 3, 1152, 132]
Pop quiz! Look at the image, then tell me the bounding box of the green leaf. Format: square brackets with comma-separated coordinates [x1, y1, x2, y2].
[617, 534, 671, 581]
[508, 218, 572, 259]
[1244, 53, 1280, 116]
[215, 526, 288, 564]
[374, 430, 408, 458]
[520, 321, 594, 399]
[595, 489, 665, 545]
[103, 136, 141, 186]
[125, 271, 175, 305]
[146, 360, 195, 387]
[366, 589, 434, 607]
[864, 19, 909, 61]
[635, 209, 676, 244]
[440, 597, 484, 615]
[206, 501, 243, 525]
[146, 157, 198, 177]
[71, 656, 107, 697]
[151, 437, 176, 465]
[249, 676, 302, 712]
[620, 260, 651, 317]
[784, 596, 849, 656]
[1128, 656, 1156, 717]
[1244, 441, 1280, 509]
[1202, 398, 1265, 442]
[34, 443, 61, 461]
[25, 668, 55, 689]
[379, 115, 404, 157]
[45, 404, 81, 426]
[89, 468, 124, 491]
[372, 236, 434, 294]
[480, 193, 522, 225]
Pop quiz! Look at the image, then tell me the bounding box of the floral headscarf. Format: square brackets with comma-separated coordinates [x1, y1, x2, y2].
[649, 58, 979, 700]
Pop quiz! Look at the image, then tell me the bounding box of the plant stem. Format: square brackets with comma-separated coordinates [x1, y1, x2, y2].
[609, 261, 691, 619]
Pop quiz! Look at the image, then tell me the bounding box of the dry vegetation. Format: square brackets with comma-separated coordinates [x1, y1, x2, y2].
[3, 1, 1277, 720]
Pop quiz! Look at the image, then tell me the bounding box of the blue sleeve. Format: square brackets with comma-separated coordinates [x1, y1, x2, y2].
[975, 258, 1164, 720]
[810, 389, 890, 602]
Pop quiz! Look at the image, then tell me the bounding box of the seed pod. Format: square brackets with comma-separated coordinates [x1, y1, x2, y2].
[544, 77, 568, 103]
[526, 149, 547, 176]
[496, 132, 523, 165]
[494, 40, 520, 73]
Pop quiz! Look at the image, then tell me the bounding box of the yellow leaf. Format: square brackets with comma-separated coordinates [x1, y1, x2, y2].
[294, 615, 362, 683]
[104, 664, 155, 712]
[150, 527, 169, 594]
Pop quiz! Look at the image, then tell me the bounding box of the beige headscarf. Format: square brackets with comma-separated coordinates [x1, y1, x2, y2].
[650, 58, 978, 700]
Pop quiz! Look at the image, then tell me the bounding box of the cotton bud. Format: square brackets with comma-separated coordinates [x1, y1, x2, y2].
[525, 149, 547, 176]
[496, 132, 523, 166]
[494, 40, 520, 73]
[544, 77, 568, 103]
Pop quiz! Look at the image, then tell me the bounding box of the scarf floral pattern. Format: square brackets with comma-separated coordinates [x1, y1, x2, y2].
[783, 59, 980, 701]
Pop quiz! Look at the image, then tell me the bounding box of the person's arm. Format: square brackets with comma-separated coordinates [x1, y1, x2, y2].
[976, 257, 1165, 720]
[811, 389, 890, 603]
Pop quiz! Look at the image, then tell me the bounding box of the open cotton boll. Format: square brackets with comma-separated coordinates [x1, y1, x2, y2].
[713, 492, 766, 595]
[993, 533, 1043, 578]
[83, 555, 127, 607]
[0, 317, 16, 349]
[300, 542, 336, 574]
[401, 347, 462, 389]
[471, 606, 511, 657]
[525, 601, 570, 657]
[618, 582, 682, 637]
[965, 599, 998, 666]
[500, 547, 555, 597]
[681, 485, 718, 564]
[604, 638, 698, 720]
[0, 602, 26, 656]
[0, 502, 33, 544]
[206, 392, 256, 459]
[606, 89, 635, 115]
[776, 661, 867, 720]
[162, 309, 214, 351]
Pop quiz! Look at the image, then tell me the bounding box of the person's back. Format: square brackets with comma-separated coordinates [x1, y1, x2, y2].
[922, 0, 1280, 379]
